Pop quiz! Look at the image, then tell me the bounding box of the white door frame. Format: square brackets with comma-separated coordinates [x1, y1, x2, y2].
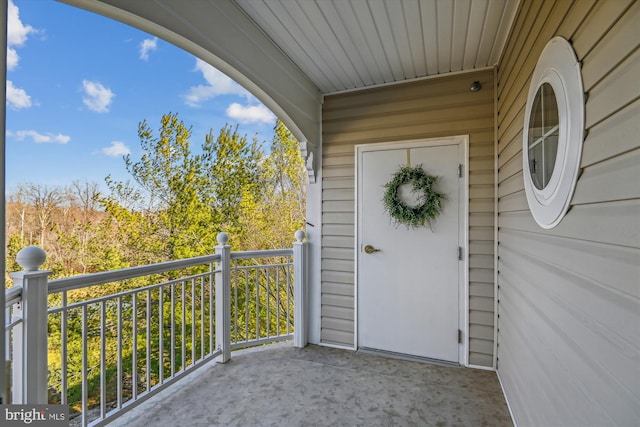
[354, 136, 470, 366]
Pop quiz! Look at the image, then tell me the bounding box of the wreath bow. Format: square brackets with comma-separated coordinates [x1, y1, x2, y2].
[382, 164, 445, 229]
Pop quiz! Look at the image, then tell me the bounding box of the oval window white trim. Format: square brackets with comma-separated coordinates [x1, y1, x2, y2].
[523, 36, 584, 229]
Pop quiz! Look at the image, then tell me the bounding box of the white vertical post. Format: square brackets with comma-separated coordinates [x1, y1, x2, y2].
[215, 233, 231, 363]
[0, 0, 9, 405]
[293, 230, 308, 348]
[10, 246, 50, 404]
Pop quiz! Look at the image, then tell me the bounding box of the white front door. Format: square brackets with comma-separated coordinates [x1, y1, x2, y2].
[357, 138, 466, 363]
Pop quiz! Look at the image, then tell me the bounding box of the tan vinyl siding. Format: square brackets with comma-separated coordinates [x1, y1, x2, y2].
[321, 70, 496, 366]
[496, 1, 640, 426]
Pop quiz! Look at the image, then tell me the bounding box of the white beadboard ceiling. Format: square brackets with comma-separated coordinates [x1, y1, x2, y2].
[234, 0, 520, 94]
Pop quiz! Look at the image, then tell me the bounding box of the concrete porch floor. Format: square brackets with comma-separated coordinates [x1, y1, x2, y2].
[110, 342, 513, 426]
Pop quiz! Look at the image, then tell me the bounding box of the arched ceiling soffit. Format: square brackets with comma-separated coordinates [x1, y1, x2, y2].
[60, 0, 321, 182]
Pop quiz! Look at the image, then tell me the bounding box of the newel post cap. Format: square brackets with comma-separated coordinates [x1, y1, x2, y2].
[216, 232, 229, 245]
[16, 246, 47, 271]
[294, 230, 306, 243]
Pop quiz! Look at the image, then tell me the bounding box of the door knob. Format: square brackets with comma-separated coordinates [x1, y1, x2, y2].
[364, 244, 381, 254]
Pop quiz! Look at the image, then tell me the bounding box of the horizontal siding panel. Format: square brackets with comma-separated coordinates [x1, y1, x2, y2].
[499, 200, 640, 248]
[323, 188, 354, 201]
[469, 268, 494, 284]
[469, 200, 494, 213]
[499, 259, 638, 425]
[469, 141, 494, 157]
[497, 129, 522, 168]
[322, 224, 354, 237]
[470, 296, 495, 313]
[498, 172, 524, 197]
[321, 328, 354, 348]
[469, 324, 494, 341]
[322, 212, 354, 225]
[322, 247, 354, 261]
[469, 156, 494, 172]
[585, 49, 640, 128]
[469, 170, 494, 185]
[581, 99, 640, 167]
[469, 226, 494, 241]
[572, 148, 640, 205]
[323, 120, 493, 146]
[498, 150, 522, 180]
[322, 236, 354, 249]
[469, 337, 494, 355]
[500, 228, 640, 301]
[321, 317, 353, 333]
[322, 282, 354, 297]
[468, 241, 494, 256]
[469, 213, 494, 227]
[322, 166, 354, 179]
[498, 191, 528, 213]
[322, 177, 354, 190]
[322, 200, 354, 213]
[321, 270, 353, 285]
[470, 310, 494, 328]
[322, 259, 353, 273]
[321, 293, 353, 308]
[470, 254, 493, 269]
[470, 282, 495, 298]
[322, 305, 354, 321]
[581, 1, 640, 90]
[469, 185, 494, 199]
[571, 0, 634, 59]
[324, 93, 492, 122]
[469, 352, 494, 367]
[323, 143, 355, 157]
[323, 155, 354, 167]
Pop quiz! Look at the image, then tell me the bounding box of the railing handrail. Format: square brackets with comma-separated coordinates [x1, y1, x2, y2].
[45, 248, 295, 295]
[5, 286, 22, 308]
[47, 254, 221, 294]
[230, 248, 293, 260]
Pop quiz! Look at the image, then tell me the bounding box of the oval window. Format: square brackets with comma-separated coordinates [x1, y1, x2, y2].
[522, 37, 584, 229]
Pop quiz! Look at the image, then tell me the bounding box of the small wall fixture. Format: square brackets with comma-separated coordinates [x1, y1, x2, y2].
[469, 81, 482, 92]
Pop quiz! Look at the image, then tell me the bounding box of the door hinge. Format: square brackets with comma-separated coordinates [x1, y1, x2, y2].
[458, 329, 463, 344]
[457, 164, 463, 178]
[457, 246, 463, 261]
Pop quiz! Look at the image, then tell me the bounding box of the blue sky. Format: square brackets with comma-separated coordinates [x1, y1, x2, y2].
[5, 0, 278, 192]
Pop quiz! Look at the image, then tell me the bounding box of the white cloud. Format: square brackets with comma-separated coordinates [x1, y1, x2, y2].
[184, 58, 250, 107]
[102, 141, 131, 157]
[82, 80, 115, 113]
[139, 37, 158, 61]
[6, 80, 32, 110]
[226, 103, 275, 124]
[7, 0, 37, 71]
[12, 129, 70, 144]
[7, 48, 19, 71]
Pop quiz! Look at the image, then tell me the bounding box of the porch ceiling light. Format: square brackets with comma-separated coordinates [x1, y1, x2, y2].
[469, 81, 482, 92]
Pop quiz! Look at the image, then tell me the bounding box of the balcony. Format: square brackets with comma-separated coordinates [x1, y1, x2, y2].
[4, 230, 512, 426]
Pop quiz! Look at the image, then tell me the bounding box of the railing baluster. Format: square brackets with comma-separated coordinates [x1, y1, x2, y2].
[209, 264, 214, 357]
[117, 295, 123, 408]
[159, 287, 164, 384]
[170, 283, 175, 378]
[61, 291, 68, 405]
[146, 289, 151, 392]
[191, 278, 196, 366]
[132, 293, 137, 401]
[200, 277, 205, 360]
[81, 305, 88, 427]
[181, 281, 186, 370]
[100, 300, 106, 419]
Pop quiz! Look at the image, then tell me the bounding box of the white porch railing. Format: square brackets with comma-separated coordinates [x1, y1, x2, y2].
[3, 231, 308, 426]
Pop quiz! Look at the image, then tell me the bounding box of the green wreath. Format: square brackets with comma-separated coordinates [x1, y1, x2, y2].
[382, 164, 445, 229]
